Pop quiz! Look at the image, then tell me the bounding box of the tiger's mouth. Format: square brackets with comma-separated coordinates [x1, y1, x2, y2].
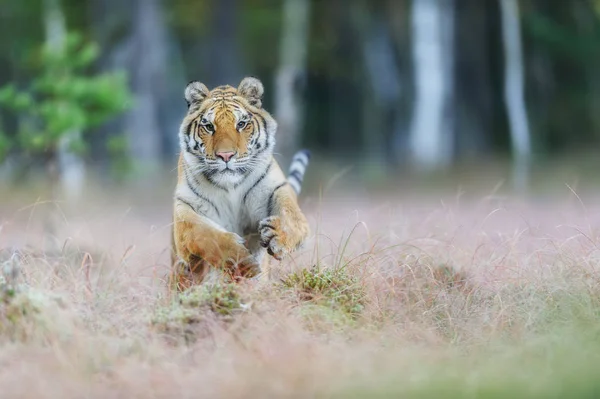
[215, 163, 241, 174]
[202, 154, 254, 176]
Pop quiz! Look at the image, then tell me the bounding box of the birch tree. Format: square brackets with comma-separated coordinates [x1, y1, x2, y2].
[500, 0, 531, 191]
[274, 0, 311, 164]
[408, 0, 455, 171]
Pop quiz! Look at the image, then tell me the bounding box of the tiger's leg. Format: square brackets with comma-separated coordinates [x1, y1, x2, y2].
[170, 254, 212, 291]
[258, 183, 310, 261]
[173, 202, 260, 289]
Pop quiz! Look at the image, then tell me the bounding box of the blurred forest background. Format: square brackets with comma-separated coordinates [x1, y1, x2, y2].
[1, 0, 600, 201]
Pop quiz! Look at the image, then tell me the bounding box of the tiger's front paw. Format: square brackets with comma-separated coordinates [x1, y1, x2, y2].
[227, 256, 262, 281]
[259, 216, 286, 260]
[222, 232, 261, 277]
[259, 215, 307, 261]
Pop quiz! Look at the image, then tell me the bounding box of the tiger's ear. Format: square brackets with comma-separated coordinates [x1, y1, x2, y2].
[237, 77, 264, 108]
[185, 81, 209, 107]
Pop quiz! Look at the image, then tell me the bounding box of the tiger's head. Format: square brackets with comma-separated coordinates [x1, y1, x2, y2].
[179, 77, 277, 187]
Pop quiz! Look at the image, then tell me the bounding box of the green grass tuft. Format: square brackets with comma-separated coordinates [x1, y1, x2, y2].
[281, 265, 366, 317]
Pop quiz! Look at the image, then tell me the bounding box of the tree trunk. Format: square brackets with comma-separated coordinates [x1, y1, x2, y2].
[408, 0, 455, 171]
[360, 15, 402, 170]
[274, 0, 311, 165]
[500, 0, 531, 191]
[87, 0, 184, 171]
[43, 0, 85, 202]
[385, 0, 413, 166]
[453, 0, 495, 160]
[124, 0, 168, 169]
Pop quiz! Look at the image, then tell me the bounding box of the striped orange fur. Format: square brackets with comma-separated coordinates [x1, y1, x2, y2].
[170, 77, 310, 291]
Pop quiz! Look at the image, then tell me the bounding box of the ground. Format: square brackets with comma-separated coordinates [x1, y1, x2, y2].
[1, 176, 600, 398]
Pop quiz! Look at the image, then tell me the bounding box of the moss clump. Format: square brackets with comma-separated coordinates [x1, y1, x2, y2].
[179, 282, 242, 316]
[151, 281, 245, 342]
[282, 265, 366, 317]
[150, 305, 203, 341]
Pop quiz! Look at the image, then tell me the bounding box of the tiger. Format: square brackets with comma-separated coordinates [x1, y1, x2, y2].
[170, 76, 311, 291]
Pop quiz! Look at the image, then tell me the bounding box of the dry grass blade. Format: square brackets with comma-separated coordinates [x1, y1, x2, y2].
[0, 188, 600, 397]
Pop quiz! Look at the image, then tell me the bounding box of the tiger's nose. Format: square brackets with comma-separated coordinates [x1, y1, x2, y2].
[216, 151, 236, 163]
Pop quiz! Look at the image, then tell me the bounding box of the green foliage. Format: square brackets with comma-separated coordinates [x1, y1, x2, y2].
[282, 265, 366, 317]
[0, 32, 132, 160]
[525, 13, 600, 61]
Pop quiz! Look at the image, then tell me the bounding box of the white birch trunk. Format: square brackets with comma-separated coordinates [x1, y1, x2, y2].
[43, 0, 85, 202]
[274, 0, 311, 163]
[408, 0, 454, 170]
[500, 0, 531, 191]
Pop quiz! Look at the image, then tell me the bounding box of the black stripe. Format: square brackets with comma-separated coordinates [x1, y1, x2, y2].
[252, 119, 268, 157]
[292, 157, 307, 169]
[243, 162, 272, 204]
[233, 165, 254, 189]
[253, 114, 272, 157]
[185, 135, 193, 154]
[255, 113, 266, 130]
[185, 120, 194, 136]
[267, 182, 288, 216]
[183, 168, 221, 217]
[183, 121, 195, 154]
[176, 196, 204, 216]
[251, 119, 260, 140]
[300, 149, 312, 160]
[288, 165, 305, 176]
[212, 87, 233, 95]
[187, 120, 200, 148]
[201, 169, 229, 191]
[288, 170, 303, 183]
[255, 114, 270, 150]
[229, 98, 246, 108]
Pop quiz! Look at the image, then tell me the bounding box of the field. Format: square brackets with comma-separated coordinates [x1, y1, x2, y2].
[1, 174, 600, 398]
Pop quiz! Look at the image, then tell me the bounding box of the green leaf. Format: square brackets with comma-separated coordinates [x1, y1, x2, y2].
[73, 43, 99, 68]
[12, 92, 33, 110]
[0, 85, 18, 105]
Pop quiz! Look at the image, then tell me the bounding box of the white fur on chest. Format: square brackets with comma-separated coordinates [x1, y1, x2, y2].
[211, 188, 248, 234]
[177, 168, 275, 236]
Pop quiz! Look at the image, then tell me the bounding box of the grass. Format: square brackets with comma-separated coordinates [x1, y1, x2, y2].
[2, 181, 600, 397]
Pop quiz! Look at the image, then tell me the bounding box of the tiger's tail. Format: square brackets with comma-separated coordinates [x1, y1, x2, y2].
[287, 149, 311, 195]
